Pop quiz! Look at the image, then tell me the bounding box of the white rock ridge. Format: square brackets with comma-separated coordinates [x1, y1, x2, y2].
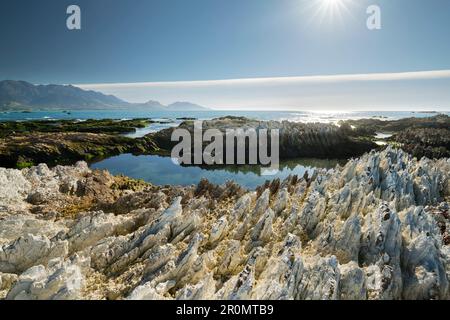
[0, 148, 449, 300]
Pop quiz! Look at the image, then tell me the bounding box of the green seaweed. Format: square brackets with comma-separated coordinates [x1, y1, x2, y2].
[16, 161, 35, 169]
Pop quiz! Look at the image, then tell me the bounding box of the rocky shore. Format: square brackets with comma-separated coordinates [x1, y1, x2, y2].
[341, 114, 450, 134]
[341, 114, 450, 159]
[151, 115, 450, 161]
[392, 128, 450, 159]
[0, 115, 448, 169]
[0, 118, 153, 138]
[1, 117, 378, 169]
[0, 132, 159, 168]
[0, 147, 449, 300]
[0, 119, 160, 168]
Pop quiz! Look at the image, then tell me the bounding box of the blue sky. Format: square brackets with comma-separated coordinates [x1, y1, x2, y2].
[1, 0, 450, 110]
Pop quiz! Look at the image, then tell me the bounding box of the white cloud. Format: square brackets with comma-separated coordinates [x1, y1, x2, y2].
[75, 70, 450, 111]
[78, 70, 450, 88]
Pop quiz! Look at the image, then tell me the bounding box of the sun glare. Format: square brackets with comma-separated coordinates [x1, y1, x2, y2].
[304, 0, 355, 26]
[323, 0, 340, 6]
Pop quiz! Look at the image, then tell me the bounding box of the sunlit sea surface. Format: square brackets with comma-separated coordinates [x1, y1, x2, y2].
[1, 109, 448, 123]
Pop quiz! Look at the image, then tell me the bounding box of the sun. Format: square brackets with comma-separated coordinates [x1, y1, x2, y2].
[305, 0, 355, 26]
[323, 0, 341, 6]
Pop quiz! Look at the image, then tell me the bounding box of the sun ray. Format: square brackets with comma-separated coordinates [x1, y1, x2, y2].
[301, 0, 357, 27]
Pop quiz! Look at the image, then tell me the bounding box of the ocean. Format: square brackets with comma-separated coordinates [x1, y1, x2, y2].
[1, 109, 448, 123]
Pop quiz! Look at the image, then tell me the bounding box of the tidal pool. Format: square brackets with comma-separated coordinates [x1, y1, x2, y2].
[91, 154, 343, 189]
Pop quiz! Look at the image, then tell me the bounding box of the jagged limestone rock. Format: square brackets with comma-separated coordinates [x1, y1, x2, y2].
[6, 255, 88, 300]
[0, 234, 68, 274]
[0, 148, 449, 300]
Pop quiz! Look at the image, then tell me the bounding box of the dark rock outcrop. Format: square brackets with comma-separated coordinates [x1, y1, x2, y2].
[341, 114, 450, 136]
[0, 132, 158, 168]
[150, 116, 378, 160]
[0, 119, 160, 168]
[393, 128, 450, 159]
[0, 118, 152, 138]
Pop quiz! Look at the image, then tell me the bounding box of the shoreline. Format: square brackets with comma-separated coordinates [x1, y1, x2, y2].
[0, 114, 448, 169]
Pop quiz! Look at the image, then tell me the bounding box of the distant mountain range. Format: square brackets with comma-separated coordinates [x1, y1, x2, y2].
[133, 100, 209, 112]
[0, 80, 210, 111]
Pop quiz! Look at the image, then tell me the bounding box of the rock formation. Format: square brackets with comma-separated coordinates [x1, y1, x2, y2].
[393, 128, 450, 159]
[0, 132, 160, 169]
[342, 114, 450, 159]
[151, 116, 378, 160]
[0, 119, 166, 168]
[0, 147, 449, 300]
[341, 114, 450, 135]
